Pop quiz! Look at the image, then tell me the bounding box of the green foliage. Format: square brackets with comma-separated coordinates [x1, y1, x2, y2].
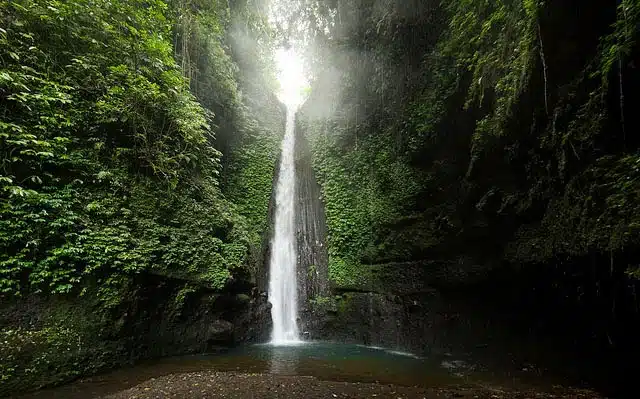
[444, 0, 538, 109]
[308, 294, 340, 313]
[435, 0, 540, 171]
[327, 256, 368, 289]
[0, 0, 272, 301]
[220, 0, 283, 252]
[598, 0, 640, 83]
[301, 116, 424, 286]
[169, 283, 198, 318]
[509, 154, 640, 261]
[506, 0, 640, 264]
[224, 131, 281, 247]
[311, 125, 420, 252]
[1, 327, 82, 388]
[170, 0, 282, 277]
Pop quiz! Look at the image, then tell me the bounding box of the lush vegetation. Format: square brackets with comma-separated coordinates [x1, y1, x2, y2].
[0, 0, 281, 393]
[0, 0, 280, 300]
[3, 0, 640, 394]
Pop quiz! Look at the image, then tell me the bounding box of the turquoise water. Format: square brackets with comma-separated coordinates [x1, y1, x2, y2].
[17, 341, 564, 398]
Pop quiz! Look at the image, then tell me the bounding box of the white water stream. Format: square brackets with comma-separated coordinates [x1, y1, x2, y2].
[268, 107, 300, 344]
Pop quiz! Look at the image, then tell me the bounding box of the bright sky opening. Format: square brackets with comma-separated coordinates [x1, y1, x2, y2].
[275, 47, 308, 108]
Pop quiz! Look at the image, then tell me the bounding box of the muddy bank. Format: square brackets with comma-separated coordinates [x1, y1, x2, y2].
[102, 371, 602, 399]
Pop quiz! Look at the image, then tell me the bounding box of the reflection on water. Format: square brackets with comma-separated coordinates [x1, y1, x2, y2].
[250, 342, 448, 385]
[260, 342, 445, 384]
[268, 344, 298, 374]
[17, 341, 570, 399]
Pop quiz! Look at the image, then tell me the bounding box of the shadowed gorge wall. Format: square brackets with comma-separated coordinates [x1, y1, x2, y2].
[292, 0, 640, 393]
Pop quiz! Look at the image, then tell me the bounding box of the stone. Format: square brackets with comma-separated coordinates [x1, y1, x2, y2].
[235, 293, 251, 303]
[207, 320, 234, 343]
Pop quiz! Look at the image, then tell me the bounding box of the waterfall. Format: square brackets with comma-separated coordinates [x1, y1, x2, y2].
[268, 106, 300, 344]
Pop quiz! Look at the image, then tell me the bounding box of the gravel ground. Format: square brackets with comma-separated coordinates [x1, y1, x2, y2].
[103, 371, 604, 399]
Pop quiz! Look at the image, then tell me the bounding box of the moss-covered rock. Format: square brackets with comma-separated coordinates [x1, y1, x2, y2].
[0, 273, 269, 397]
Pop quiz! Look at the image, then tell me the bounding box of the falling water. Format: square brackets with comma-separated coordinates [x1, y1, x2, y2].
[268, 107, 300, 344]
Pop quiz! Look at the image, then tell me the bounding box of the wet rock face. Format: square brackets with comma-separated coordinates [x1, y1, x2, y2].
[305, 289, 527, 361]
[235, 291, 272, 343]
[299, 260, 533, 360]
[306, 292, 434, 351]
[113, 275, 270, 355]
[293, 117, 330, 329]
[207, 320, 234, 344]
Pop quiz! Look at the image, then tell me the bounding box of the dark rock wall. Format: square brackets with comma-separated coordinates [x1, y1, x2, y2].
[0, 273, 270, 396]
[115, 274, 271, 350]
[304, 262, 452, 354]
[294, 114, 330, 331]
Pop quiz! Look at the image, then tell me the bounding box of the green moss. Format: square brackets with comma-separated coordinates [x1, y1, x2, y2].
[303, 120, 423, 268]
[0, 301, 121, 396]
[169, 283, 198, 319]
[309, 294, 354, 315]
[224, 131, 281, 248]
[508, 154, 640, 262]
[308, 295, 338, 313]
[235, 293, 251, 303]
[336, 293, 354, 315]
[327, 256, 374, 290]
